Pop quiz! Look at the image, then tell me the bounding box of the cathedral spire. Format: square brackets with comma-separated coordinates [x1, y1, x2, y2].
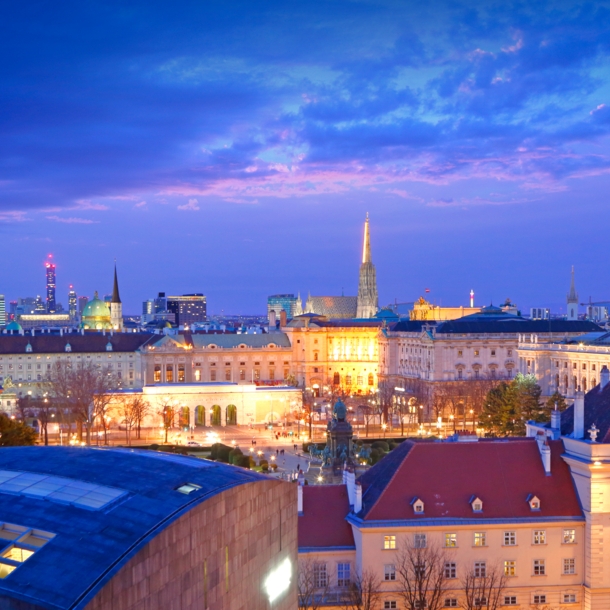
[356, 214, 378, 319]
[112, 262, 121, 304]
[567, 266, 579, 321]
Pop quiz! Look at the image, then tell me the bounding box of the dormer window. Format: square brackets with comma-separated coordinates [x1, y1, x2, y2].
[25, 344, 32, 353]
[65, 344, 72, 353]
[411, 497, 424, 514]
[470, 496, 483, 513]
[106, 342, 113, 352]
[528, 495, 541, 511]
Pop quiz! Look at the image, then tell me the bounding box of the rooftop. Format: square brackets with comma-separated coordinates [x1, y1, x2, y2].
[0, 334, 155, 354]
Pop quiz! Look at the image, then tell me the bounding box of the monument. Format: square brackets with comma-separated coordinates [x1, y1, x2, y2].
[324, 398, 354, 470]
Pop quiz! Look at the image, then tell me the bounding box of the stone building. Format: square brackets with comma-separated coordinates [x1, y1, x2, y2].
[0, 447, 297, 610]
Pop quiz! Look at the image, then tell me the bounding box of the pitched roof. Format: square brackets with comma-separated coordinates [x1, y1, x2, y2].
[560, 383, 610, 442]
[298, 485, 355, 549]
[306, 296, 358, 319]
[357, 439, 582, 522]
[435, 318, 601, 335]
[0, 333, 154, 354]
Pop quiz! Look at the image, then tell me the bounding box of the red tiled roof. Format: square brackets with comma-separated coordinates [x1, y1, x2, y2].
[360, 439, 582, 521]
[298, 485, 355, 549]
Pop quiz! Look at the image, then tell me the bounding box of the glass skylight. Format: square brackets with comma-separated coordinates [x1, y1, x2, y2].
[0, 523, 55, 579]
[0, 470, 127, 511]
[176, 483, 201, 495]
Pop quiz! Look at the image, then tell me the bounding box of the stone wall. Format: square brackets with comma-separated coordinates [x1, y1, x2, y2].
[85, 479, 298, 610]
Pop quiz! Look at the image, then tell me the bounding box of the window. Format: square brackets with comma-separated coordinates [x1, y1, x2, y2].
[491, 350, 496, 356]
[474, 532, 486, 547]
[529, 495, 540, 510]
[368, 373, 374, 386]
[563, 529, 576, 544]
[504, 596, 517, 606]
[254, 369, 260, 381]
[474, 350, 480, 357]
[474, 562, 486, 578]
[210, 370, 217, 381]
[357, 375, 363, 386]
[457, 350, 463, 357]
[2, 548, 34, 563]
[154, 365, 161, 382]
[471, 497, 483, 512]
[563, 594, 576, 603]
[384, 602, 397, 609]
[504, 561, 516, 576]
[239, 369, 246, 381]
[504, 531, 516, 546]
[384, 564, 396, 581]
[507, 349, 512, 357]
[337, 563, 350, 587]
[414, 533, 427, 548]
[384, 536, 396, 550]
[225, 369, 232, 381]
[176, 483, 201, 495]
[178, 364, 185, 382]
[445, 533, 457, 548]
[444, 562, 456, 579]
[165, 364, 174, 383]
[333, 372, 340, 385]
[533, 595, 546, 604]
[413, 498, 424, 513]
[533, 559, 545, 575]
[269, 368, 275, 380]
[313, 563, 327, 588]
[533, 530, 546, 545]
[563, 558, 575, 575]
[474, 598, 487, 607]
[346, 375, 352, 385]
[444, 599, 457, 608]
[458, 369, 463, 380]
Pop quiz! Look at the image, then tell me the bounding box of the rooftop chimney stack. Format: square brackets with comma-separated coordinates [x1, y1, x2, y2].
[601, 366, 609, 391]
[297, 484, 303, 515]
[551, 402, 561, 431]
[573, 387, 585, 439]
[279, 309, 287, 328]
[268, 310, 276, 328]
[540, 441, 551, 475]
[354, 482, 362, 514]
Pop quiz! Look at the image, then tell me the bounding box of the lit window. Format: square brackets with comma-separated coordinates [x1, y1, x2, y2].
[563, 529, 576, 544]
[0, 563, 16, 579]
[457, 350, 463, 357]
[529, 495, 541, 510]
[474, 532, 486, 547]
[533, 559, 545, 575]
[504, 531, 516, 546]
[533, 530, 546, 545]
[383, 535, 396, 550]
[445, 533, 457, 548]
[504, 561, 516, 576]
[474, 350, 480, 357]
[563, 558, 575, 575]
[2, 547, 33, 563]
[176, 483, 201, 495]
[384, 564, 396, 581]
[444, 562, 456, 579]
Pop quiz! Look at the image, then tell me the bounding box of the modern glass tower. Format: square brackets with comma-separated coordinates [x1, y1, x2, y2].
[68, 286, 77, 319]
[45, 260, 56, 313]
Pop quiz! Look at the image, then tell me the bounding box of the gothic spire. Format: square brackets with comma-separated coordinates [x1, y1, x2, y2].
[362, 212, 371, 264]
[356, 213, 378, 318]
[567, 265, 578, 303]
[112, 263, 121, 304]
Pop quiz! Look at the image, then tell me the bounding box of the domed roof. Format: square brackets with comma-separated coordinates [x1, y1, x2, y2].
[82, 292, 111, 319]
[5, 321, 22, 331]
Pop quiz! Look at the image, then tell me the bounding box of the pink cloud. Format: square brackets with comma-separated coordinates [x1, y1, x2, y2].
[177, 198, 200, 211]
[46, 215, 99, 224]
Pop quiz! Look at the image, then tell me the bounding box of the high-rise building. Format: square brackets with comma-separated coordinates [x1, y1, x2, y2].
[68, 286, 77, 319]
[78, 295, 89, 314]
[154, 292, 167, 313]
[567, 266, 579, 321]
[45, 259, 56, 313]
[267, 294, 298, 320]
[166, 294, 207, 326]
[0, 295, 5, 327]
[356, 213, 379, 318]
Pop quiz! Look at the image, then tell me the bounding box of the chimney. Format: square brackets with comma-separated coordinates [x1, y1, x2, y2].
[59, 328, 63, 337]
[573, 387, 585, 439]
[297, 484, 303, 515]
[354, 482, 362, 514]
[601, 366, 609, 391]
[539, 440, 551, 475]
[280, 309, 287, 328]
[31, 329, 35, 337]
[344, 469, 356, 506]
[269, 310, 276, 328]
[551, 402, 561, 431]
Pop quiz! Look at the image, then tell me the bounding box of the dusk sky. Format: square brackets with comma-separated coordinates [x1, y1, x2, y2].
[2, 1, 609, 314]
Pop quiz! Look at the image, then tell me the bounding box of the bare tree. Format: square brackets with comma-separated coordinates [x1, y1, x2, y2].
[356, 404, 375, 438]
[118, 396, 137, 446]
[298, 558, 334, 610]
[34, 395, 56, 446]
[157, 396, 176, 443]
[460, 563, 507, 610]
[341, 568, 382, 610]
[16, 396, 33, 421]
[130, 395, 151, 439]
[396, 540, 448, 610]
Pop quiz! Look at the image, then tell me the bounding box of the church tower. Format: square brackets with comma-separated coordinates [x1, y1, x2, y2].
[110, 263, 124, 331]
[356, 213, 378, 318]
[567, 266, 579, 321]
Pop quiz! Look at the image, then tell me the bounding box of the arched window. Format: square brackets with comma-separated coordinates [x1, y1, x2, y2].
[313, 352, 319, 361]
[179, 406, 190, 428]
[211, 405, 221, 426]
[178, 364, 185, 382]
[582, 377, 587, 392]
[154, 365, 161, 382]
[195, 405, 205, 426]
[226, 404, 237, 425]
[368, 373, 374, 386]
[573, 376, 578, 390]
[333, 372, 340, 385]
[166, 364, 174, 383]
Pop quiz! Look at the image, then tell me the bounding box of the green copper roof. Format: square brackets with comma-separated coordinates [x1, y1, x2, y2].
[81, 292, 111, 319]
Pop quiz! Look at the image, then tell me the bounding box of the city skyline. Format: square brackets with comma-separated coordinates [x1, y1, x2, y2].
[1, 1, 609, 312]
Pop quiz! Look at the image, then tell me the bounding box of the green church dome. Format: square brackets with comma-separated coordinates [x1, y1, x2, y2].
[5, 321, 22, 331]
[82, 292, 111, 319]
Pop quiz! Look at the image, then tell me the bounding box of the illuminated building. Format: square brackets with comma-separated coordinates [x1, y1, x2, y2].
[268, 294, 299, 320]
[167, 294, 207, 326]
[18, 314, 71, 329]
[68, 286, 77, 320]
[355, 213, 378, 318]
[45, 258, 56, 313]
[80, 292, 112, 330]
[567, 266, 579, 321]
[0, 447, 296, 610]
[0, 295, 5, 327]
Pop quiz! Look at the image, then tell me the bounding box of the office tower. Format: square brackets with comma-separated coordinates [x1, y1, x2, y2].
[166, 294, 207, 326]
[45, 259, 56, 313]
[267, 294, 298, 320]
[78, 296, 89, 314]
[68, 286, 77, 319]
[154, 292, 167, 313]
[0, 295, 5, 326]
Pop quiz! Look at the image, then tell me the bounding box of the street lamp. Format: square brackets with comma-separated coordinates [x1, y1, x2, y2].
[470, 409, 475, 432]
[382, 422, 387, 439]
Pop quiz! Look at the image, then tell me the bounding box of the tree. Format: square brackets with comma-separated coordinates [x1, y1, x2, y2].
[0, 414, 37, 446]
[513, 373, 544, 425]
[158, 397, 176, 443]
[396, 541, 448, 610]
[545, 390, 568, 412]
[461, 563, 507, 610]
[356, 404, 376, 438]
[130, 395, 151, 439]
[118, 396, 138, 446]
[341, 569, 382, 610]
[34, 395, 56, 446]
[298, 558, 334, 610]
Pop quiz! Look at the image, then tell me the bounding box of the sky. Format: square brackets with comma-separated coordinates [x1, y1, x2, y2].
[1, 0, 610, 315]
